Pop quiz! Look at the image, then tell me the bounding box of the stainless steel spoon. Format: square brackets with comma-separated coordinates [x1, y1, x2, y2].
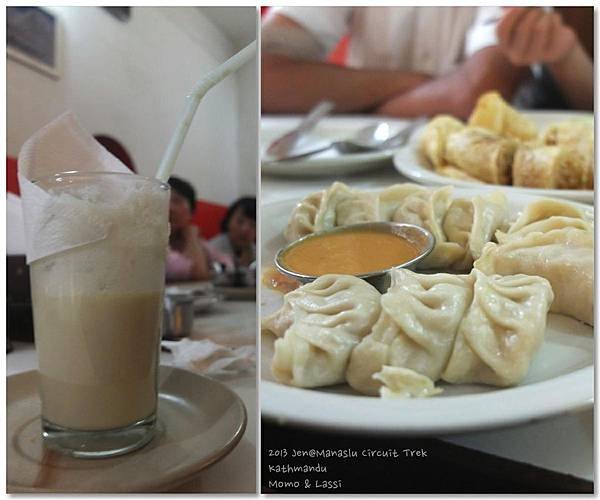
[266, 117, 427, 162]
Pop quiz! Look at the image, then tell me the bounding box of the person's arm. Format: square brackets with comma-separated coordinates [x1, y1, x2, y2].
[261, 14, 431, 113]
[547, 43, 593, 111]
[376, 46, 528, 119]
[496, 8, 593, 111]
[182, 226, 211, 281]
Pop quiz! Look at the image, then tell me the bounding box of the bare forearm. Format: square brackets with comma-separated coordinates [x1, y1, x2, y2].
[185, 243, 211, 281]
[548, 44, 594, 111]
[262, 54, 430, 113]
[376, 75, 472, 119]
[377, 48, 527, 119]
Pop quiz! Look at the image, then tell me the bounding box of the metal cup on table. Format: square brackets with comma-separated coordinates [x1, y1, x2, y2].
[163, 292, 195, 340]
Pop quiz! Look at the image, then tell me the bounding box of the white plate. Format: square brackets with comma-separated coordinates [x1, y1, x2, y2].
[393, 111, 594, 204]
[7, 366, 247, 493]
[260, 188, 594, 435]
[261, 116, 411, 177]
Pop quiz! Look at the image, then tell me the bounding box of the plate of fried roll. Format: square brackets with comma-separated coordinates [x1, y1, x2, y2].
[394, 91, 594, 203]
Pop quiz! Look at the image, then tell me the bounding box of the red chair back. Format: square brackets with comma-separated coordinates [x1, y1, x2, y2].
[7, 156, 19, 195]
[192, 200, 228, 240]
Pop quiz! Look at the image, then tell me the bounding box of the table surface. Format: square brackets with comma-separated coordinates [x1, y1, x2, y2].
[261, 161, 593, 484]
[7, 297, 257, 494]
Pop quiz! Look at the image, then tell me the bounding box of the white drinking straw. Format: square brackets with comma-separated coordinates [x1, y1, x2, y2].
[156, 40, 257, 183]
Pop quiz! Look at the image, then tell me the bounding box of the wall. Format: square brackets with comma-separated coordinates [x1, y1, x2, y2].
[236, 53, 259, 198]
[7, 6, 257, 204]
[200, 6, 258, 199]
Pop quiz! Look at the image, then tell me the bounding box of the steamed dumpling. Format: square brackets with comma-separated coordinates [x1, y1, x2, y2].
[507, 198, 587, 234]
[312, 181, 355, 233]
[442, 191, 508, 270]
[373, 366, 443, 399]
[496, 215, 592, 244]
[378, 183, 428, 221]
[468, 191, 509, 259]
[442, 270, 553, 386]
[313, 181, 380, 231]
[346, 269, 473, 396]
[286, 182, 380, 239]
[390, 185, 452, 235]
[388, 186, 462, 269]
[262, 274, 381, 388]
[336, 190, 379, 227]
[284, 190, 324, 242]
[475, 227, 593, 325]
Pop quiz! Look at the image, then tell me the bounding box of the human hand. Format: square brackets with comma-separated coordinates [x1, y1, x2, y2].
[497, 8, 577, 66]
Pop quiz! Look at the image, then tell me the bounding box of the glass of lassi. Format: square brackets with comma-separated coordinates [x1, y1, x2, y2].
[29, 171, 169, 458]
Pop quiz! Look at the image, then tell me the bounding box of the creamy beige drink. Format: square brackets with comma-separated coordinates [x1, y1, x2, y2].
[28, 172, 169, 455]
[32, 291, 162, 430]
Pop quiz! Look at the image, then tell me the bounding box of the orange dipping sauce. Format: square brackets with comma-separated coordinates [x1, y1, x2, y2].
[262, 266, 301, 293]
[279, 230, 421, 276]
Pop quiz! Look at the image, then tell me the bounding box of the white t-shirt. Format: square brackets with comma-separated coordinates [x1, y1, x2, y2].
[267, 6, 501, 76]
[208, 233, 256, 270]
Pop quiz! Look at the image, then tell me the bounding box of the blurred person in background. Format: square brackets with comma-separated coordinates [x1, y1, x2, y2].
[497, 7, 593, 111]
[262, 6, 528, 119]
[167, 176, 226, 282]
[209, 197, 256, 270]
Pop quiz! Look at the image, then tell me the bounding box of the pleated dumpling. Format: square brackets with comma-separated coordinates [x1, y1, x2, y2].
[262, 274, 381, 388]
[390, 185, 452, 233]
[313, 181, 381, 232]
[346, 269, 473, 396]
[284, 190, 324, 242]
[373, 366, 443, 399]
[384, 185, 463, 269]
[312, 181, 355, 233]
[284, 182, 380, 241]
[377, 183, 429, 221]
[475, 227, 593, 325]
[442, 270, 554, 387]
[335, 190, 380, 227]
[467, 191, 509, 259]
[442, 191, 509, 270]
[496, 215, 592, 244]
[506, 198, 587, 234]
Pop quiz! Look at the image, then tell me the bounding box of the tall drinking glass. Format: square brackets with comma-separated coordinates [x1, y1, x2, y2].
[28, 171, 169, 458]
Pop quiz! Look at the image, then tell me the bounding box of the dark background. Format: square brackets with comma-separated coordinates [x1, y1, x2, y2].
[262, 419, 593, 494]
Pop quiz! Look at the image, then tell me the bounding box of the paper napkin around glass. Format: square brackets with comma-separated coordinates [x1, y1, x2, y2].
[18, 112, 131, 264]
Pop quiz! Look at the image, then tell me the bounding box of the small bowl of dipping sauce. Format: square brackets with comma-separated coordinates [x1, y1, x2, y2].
[275, 222, 435, 292]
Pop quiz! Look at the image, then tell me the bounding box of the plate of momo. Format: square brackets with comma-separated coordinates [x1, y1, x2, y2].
[393, 91, 594, 204]
[260, 181, 594, 435]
